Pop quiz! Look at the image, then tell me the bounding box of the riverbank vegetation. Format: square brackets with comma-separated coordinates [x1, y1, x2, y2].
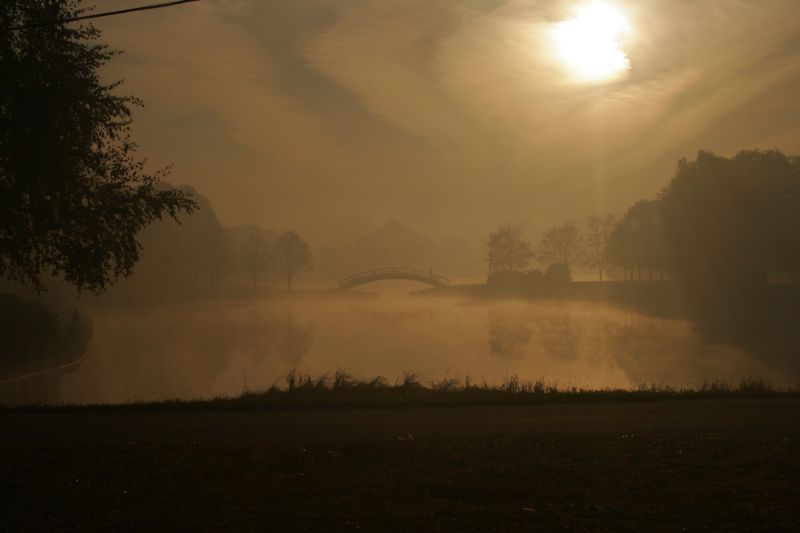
[486, 150, 800, 298]
[6, 370, 798, 412]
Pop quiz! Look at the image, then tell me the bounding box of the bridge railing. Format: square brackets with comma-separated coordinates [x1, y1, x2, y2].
[338, 268, 449, 288]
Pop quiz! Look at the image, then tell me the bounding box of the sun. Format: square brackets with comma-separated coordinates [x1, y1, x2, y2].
[551, 1, 631, 83]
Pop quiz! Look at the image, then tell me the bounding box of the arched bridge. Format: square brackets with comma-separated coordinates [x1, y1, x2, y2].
[338, 268, 449, 290]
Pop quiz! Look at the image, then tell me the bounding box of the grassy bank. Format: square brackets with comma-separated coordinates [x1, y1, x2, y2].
[5, 371, 797, 412]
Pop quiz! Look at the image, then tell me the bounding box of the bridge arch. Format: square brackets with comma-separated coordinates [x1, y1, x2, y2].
[338, 268, 449, 290]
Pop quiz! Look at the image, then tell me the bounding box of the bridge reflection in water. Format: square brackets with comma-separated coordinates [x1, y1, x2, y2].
[338, 268, 449, 290]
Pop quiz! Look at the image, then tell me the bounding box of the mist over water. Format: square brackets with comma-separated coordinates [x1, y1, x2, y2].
[6, 3, 800, 530]
[3, 281, 791, 406]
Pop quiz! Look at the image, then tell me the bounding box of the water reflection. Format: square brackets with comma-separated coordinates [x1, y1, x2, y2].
[275, 314, 314, 366]
[351, 306, 434, 327]
[1, 294, 796, 405]
[487, 309, 532, 359]
[537, 316, 582, 362]
[231, 310, 312, 366]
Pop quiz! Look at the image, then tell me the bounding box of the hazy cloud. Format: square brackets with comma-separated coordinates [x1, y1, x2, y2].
[92, 0, 800, 240]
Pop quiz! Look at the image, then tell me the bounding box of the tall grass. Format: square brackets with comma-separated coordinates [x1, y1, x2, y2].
[248, 372, 798, 409]
[5, 372, 797, 412]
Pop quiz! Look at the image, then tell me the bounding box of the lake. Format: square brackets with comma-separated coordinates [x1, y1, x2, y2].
[3, 280, 793, 406]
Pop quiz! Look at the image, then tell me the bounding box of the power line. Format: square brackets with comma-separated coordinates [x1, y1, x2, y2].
[9, 0, 200, 30]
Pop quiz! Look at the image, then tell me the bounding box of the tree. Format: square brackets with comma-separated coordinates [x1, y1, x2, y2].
[660, 150, 800, 307]
[582, 214, 616, 281]
[545, 262, 571, 285]
[124, 186, 233, 293]
[607, 219, 635, 281]
[209, 230, 235, 290]
[0, 1, 196, 292]
[486, 226, 534, 273]
[536, 223, 581, 268]
[607, 200, 666, 281]
[274, 231, 313, 290]
[0, 293, 91, 368]
[240, 233, 271, 288]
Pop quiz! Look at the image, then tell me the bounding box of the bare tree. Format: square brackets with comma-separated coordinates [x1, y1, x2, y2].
[537, 223, 581, 268]
[486, 227, 534, 273]
[274, 231, 313, 290]
[582, 214, 616, 281]
[240, 233, 270, 288]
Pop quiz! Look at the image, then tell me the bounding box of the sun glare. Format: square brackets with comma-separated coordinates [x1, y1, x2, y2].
[551, 1, 631, 83]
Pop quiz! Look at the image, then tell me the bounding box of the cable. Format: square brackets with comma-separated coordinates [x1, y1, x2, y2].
[8, 0, 200, 30]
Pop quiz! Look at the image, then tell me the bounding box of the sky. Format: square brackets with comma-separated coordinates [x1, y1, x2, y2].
[92, 0, 800, 243]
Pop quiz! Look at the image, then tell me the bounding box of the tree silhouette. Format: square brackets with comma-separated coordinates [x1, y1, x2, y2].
[608, 200, 666, 281]
[100, 186, 233, 299]
[661, 150, 800, 312]
[274, 231, 313, 290]
[545, 262, 571, 285]
[537, 223, 581, 269]
[486, 226, 534, 273]
[607, 220, 633, 281]
[582, 214, 616, 281]
[240, 233, 271, 288]
[0, 1, 195, 292]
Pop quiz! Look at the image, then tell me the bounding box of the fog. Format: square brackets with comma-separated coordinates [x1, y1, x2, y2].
[4, 281, 794, 406]
[7, 2, 800, 530]
[4, 0, 800, 406]
[92, 0, 800, 242]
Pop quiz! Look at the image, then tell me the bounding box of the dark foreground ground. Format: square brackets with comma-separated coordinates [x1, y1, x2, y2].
[3, 398, 800, 531]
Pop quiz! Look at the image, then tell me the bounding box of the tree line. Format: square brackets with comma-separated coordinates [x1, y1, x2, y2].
[239, 230, 313, 290]
[488, 149, 800, 319]
[4, 3, 800, 312]
[486, 217, 624, 282]
[132, 196, 314, 293]
[487, 204, 670, 284]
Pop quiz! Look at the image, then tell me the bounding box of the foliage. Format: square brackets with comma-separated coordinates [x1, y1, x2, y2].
[274, 231, 313, 289]
[117, 186, 233, 293]
[536, 223, 581, 267]
[661, 150, 800, 301]
[486, 270, 535, 291]
[0, 293, 92, 367]
[0, 1, 196, 292]
[486, 264, 570, 295]
[486, 226, 534, 273]
[19, 372, 794, 412]
[240, 233, 272, 288]
[607, 200, 667, 280]
[545, 262, 571, 284]
[581, 214, 616, 280]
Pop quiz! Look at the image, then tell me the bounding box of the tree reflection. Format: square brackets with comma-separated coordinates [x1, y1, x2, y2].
[487, 310, 532, 359]
[536, 316, 581, 361]
[238, 311, 314, 367]
[276, 314, 314, 366]
[487, 307, 609, 362]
